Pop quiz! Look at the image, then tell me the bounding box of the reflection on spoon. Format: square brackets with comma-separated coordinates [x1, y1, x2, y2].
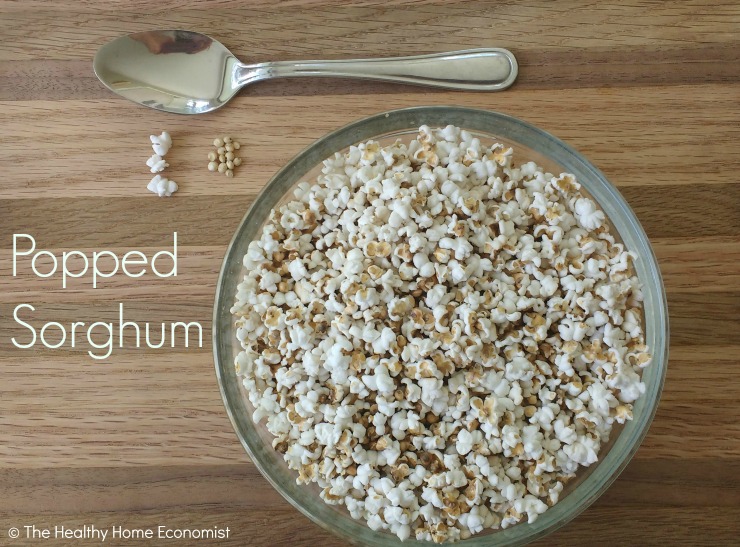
[131, 30, 213, 54]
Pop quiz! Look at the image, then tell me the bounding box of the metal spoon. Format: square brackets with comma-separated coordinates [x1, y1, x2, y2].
[93, 30, 518, 115]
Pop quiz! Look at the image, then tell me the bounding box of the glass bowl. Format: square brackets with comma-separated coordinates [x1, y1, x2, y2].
[213, 106, 669, 545]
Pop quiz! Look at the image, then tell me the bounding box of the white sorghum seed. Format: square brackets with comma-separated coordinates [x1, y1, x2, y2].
[213, 138, 223, 147]
[217, 162, 227, 173]
[208, 161, 218, 172]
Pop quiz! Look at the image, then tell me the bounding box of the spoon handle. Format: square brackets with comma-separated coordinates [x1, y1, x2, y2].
[238, 48, 517, 91]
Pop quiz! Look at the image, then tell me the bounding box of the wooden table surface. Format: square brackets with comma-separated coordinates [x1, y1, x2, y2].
[1, 1, 739, 545]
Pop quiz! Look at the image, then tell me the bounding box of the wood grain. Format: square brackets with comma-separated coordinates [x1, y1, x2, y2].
[0, 1, 739, 545]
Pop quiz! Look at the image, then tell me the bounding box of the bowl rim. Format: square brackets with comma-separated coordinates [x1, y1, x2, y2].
[212, 106, 669, 546]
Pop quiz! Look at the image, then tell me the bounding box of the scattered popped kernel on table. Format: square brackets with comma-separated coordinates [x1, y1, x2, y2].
[150, 131, 172, 156]
[146, 131, 177, 196]
[147, 174, 178, 197]
[231, 125, 652, 543]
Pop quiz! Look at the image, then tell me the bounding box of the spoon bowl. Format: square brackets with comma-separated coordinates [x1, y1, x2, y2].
[94, 30, 238, 114]
[94, 30, 518, 115]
